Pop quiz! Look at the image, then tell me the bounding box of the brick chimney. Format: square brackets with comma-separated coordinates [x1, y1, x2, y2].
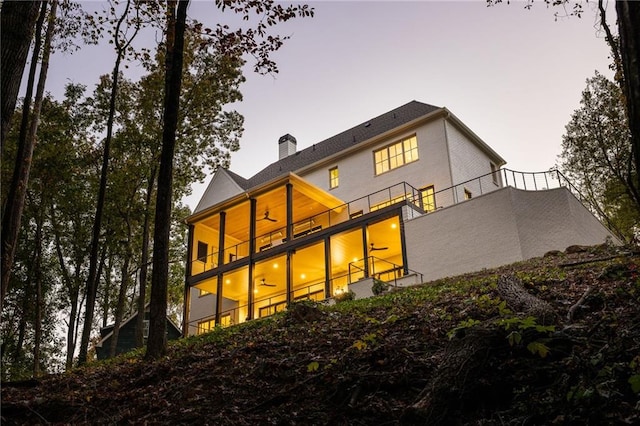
[278, 134, 297, 159]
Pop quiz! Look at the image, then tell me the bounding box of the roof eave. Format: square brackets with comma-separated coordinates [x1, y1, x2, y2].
[442, 108, 507, 166]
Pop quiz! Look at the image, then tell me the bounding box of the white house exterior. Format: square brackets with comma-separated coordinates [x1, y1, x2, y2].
[184, 101, 616, 335]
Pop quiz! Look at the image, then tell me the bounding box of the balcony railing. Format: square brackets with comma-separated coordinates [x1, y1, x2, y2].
[190, 169, 585, 276]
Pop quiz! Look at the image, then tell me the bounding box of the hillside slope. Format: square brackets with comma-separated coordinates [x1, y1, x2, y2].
[2, 244, 640, 425]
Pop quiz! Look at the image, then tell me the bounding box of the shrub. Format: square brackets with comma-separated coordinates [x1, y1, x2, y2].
[372, 278, 390, 295]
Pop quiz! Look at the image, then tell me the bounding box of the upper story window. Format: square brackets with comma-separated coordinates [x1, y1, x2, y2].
[329, 167, 339, 189]
[374, 135, 419, 175]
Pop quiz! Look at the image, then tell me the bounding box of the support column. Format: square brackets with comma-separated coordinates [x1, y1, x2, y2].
[215, 211, 226, 325]
[286, 250, 292, 304]
[361, 225, 369, 277]
[324, 237, 331, 298]
[182, 224, 194, 336]
[286, 183, 293, 242]
[247, 198, 257, 320]
[399, 213, 409, 276]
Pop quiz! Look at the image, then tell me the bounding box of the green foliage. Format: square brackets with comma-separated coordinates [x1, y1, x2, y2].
[557, 71, 638, 241]
[447, 318, 481, 339]
[372, 278, 389, 295]
[334, 289, 355, 304]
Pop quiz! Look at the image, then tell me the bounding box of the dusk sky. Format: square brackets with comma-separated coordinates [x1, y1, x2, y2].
[43, 1, 615, 210]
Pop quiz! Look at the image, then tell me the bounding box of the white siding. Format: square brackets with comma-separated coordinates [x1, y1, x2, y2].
[445, 120, 501, 202]
[405, 187, 618, 282]
[299, 119, 454, 208]
[194, 169, 244, 213]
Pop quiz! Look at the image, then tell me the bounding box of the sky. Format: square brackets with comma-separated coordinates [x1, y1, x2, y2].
[43, 0, 616, 210]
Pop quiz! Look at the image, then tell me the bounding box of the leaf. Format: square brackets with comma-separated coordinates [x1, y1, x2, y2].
[629, 374, 640, 393]
[507, 331, 522, 346]
[352, 340, 367, 351]
[306, 361, 319, 372]
[527, 341, 550, 358]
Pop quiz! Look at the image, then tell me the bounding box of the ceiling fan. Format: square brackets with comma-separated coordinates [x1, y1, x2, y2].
[257, 210, 278, 222]
[259, 278, 276, 287]
[369, 242, 388, 252]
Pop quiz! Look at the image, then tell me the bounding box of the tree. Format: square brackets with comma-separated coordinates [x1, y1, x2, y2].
[615, 1, 640, 197]
[146, 0, 190, 360]
[145, 0, 314, 359]
[77, 0, 157, 366]
[0, 1, 41, 148]
[558, 71, 637, 240]
[486, 0, 640, 219]
[1, 0, 58, 310]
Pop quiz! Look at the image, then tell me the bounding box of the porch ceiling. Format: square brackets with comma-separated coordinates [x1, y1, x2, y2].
[200, 174, 347, 243]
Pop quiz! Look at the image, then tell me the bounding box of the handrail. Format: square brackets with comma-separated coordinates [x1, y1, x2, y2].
[190, 168, 617, 276]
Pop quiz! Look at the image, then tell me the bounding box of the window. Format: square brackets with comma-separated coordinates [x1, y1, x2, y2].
[420, 185, 436, 212]
[143, 319, 149, 338]
[374, 135, 419, 175]
[490, 162, 499, 185]
[464, 188, 473, 200]
[197, 241, 208, 262]
[198, 315, 232, 334]
[198, 319, 215, 334]
[199, 289, 211, 297]
[329, 167, 339, 189]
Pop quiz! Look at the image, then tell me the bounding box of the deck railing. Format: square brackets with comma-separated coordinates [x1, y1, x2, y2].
[190, 169, 588, 276]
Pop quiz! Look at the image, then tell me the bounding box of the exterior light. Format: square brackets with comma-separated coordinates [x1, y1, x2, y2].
[273, 263, 279, 269]
[391, 223, 397, 229]
[301, 273, 306, 279]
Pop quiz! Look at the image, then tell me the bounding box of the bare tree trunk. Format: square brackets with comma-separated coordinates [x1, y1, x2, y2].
[146, 0, 189, 360]
[0, 1, 40, 148]
[1, 0, 48, 311]
[101, 253, 114, 329]
[616, 0, 640, 191]
[12, 294, 28, 365]
[135, 170, 155, 347]
[32, 203, 44, 377]
[50, 203, 82, 370]
[77, 0, 143, 366]
[109, 252, 131, 357]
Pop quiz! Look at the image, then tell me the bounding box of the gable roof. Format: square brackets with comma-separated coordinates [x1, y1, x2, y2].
[245, 100, 441, 188]
[194, 168, 248, 213]
[95, 303, 181, 349]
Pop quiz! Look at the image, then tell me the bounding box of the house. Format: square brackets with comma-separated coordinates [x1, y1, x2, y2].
[95, 305, 182, 360]
[183, 100, 617, 335]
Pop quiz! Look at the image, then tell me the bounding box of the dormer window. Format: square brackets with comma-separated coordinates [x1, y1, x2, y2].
[329, 167, 339, 189]
[374, 135, 419, 175]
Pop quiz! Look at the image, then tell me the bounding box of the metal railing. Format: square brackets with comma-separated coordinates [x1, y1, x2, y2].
[190, 169, 591, 276]
[190, 181, 424, 275]
[347, 256, 424, 287]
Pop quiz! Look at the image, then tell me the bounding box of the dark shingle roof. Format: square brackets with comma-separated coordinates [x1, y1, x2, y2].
[244, 100, 440, 188]
[224, 168, 251, 190]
